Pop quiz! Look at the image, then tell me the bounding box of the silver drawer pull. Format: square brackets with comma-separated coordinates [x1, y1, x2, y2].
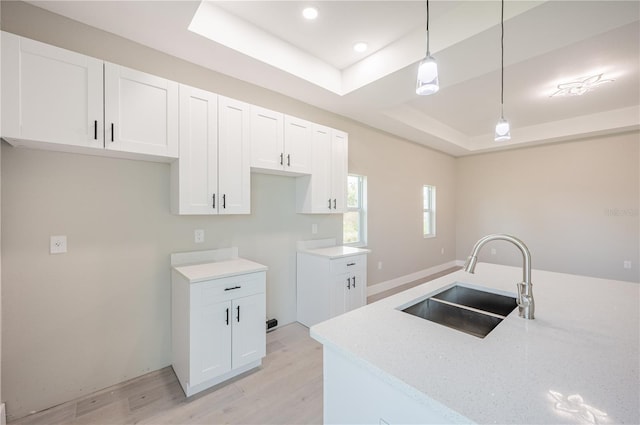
[224, 286, 241, 291]
[347, 262, 356, 266]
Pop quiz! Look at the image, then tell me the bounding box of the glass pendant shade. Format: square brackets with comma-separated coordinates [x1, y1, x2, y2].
[494, 117, 511, 141]
[416, 55, 440, 95]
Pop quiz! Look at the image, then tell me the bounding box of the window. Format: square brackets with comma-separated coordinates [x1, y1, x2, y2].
[343, 174, 367, 246]
[423, 185, 436, 237]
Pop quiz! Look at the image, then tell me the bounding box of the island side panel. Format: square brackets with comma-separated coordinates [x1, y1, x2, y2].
[323, 347, 469, 424]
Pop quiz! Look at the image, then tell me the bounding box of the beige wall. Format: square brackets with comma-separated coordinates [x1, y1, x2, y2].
[456, 132, 640, 282]
[348, 125, 456, 281]
[0, 1, 458, 419]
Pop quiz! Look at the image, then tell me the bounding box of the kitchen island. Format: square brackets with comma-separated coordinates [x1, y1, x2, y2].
[310, 263, 639, 424]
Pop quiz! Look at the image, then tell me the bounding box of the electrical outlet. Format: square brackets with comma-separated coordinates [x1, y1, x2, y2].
[624, 260, 632, 269]
[50, 235, 67, 254]
[312, 224, 318, 234]
[491, 248, 497, 255]
[378, 261, 382, 270]
[441, 247, 445, 255]
[194, 229, 205, 243]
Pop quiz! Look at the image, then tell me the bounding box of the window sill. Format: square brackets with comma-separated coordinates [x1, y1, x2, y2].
[423, 234, 437, 239]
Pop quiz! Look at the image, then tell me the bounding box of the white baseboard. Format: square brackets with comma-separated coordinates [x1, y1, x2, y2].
[367, 260, 463, 297]
[1, 402, 6, 425]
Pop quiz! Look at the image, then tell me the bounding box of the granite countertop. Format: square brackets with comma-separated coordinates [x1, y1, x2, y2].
[311, 263, 640, 424]
[173, 258, 267, 283]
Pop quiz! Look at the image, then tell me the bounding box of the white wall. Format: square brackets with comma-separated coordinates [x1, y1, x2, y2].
[456, 132, 640, 282]
[1, 145, 342, 418]
[348, 125, 457, 283]
[0, 1, 458, 419]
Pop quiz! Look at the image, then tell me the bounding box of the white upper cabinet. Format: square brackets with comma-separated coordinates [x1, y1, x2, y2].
[250, 105, 284, 171]
[1, 32, 104, 149]
[283, 115, 313, 174]
[250, 106, 312, 175]
[171, 84, 218, 215]
[218, 96, 251, 215]
[104, 63, 178, 158]
[296, 125, 349, 214]
[330, 130, 349, 213]
[1, 31, 179, 161]
[172, 89, 250, 215]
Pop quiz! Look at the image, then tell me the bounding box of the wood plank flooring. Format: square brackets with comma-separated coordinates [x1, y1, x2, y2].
[10, 267, 460, 425]
[10, 323, 323, 425]
[366, 266, 461, 304]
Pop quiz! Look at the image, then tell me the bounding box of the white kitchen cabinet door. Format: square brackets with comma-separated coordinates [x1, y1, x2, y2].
[218, 96, 251, 215]
[331, 274, 349, 318]
[191, 299, 232, 386]
[346, 271, 365, 313]
[104, 63, 178, 158]
[172, 84, 219, 215]
[331, 130, 348, 213]
[284, 115, 313, 174]
[250, 105, 284, 171]
[310, 125, 333, 212]
[1, 31, 103, 149]
[232, 293, 267, 369]
[331, 271, 364, 317]
[296, 125, 348, 214]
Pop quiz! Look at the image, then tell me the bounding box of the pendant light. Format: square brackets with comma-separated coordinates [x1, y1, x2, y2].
[416, 0, 439, 95]
[495, 0, 511, 141]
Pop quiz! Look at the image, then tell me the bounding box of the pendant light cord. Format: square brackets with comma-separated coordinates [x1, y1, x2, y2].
[426, 0, 430, 55]
[500, 0, 505, 116]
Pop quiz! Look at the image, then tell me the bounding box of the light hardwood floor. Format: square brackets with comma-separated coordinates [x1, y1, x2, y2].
[11, 267, 460, 425]
[366, 266, 461, 304]
[10, 323, 323, 425]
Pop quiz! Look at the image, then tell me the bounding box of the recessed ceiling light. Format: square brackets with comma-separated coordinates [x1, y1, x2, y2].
[302, 7, 318, 20]
[353, 42, 368, 53]
[550, 73, 614, 97]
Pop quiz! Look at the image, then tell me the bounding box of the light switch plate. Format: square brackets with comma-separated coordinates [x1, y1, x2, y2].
[50, 235, 67, 254]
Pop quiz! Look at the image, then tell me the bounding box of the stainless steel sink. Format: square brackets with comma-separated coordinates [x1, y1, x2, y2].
[400, 284, 517, 338]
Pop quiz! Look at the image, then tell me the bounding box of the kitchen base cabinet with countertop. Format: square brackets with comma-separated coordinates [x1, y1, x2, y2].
[311, 263, 640, 424]
[171, 248, 267, 397]
[296, 239, 371, 327]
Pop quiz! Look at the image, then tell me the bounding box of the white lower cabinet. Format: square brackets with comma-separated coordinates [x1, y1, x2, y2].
[331, 268, 366, 318]
[297, 251, 368, 327]
[172, 269, 266, 397]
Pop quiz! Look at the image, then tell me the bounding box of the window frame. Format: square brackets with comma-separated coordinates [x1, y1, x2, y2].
[423, 184, 436, 238]
[343, 174, 367, 247]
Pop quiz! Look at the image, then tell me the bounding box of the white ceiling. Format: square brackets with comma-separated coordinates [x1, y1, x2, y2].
[27, 0, 640, 156]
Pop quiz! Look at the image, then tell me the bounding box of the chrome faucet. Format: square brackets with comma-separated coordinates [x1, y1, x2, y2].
[463, 234, 535, 319]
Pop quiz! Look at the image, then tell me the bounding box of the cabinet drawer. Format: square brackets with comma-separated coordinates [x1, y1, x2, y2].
[196, 272, 265, 307]
[331, 255, 366, 274]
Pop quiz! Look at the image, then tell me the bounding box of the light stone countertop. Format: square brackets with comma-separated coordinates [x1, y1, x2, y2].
[173, 258, 267, 283]
[311, 263, 640, 424]
[297, 245, 371, 259]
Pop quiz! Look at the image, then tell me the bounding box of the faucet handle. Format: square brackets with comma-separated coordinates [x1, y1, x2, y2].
[516, 282, 535, 319]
